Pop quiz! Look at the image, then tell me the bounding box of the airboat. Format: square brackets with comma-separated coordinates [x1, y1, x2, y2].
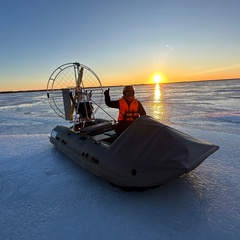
[47, 62, 219, 190]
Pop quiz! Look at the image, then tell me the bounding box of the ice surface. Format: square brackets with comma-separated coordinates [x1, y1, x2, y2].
[0, 80, 240, 240]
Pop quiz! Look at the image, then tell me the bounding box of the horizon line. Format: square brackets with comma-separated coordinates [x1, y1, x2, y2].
[0, 77, 239, 94]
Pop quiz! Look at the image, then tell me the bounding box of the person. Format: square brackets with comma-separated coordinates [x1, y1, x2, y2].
[104, 85, 146, 135]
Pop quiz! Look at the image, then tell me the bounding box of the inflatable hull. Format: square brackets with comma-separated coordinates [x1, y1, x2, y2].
[50, 116, 219, 188]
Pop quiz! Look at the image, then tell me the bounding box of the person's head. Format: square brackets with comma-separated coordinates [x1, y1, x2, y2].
[123, 85, 135, 99]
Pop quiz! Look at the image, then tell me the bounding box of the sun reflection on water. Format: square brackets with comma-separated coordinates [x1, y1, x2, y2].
[154, 83, 161, 102]
[151, 83, 169, 123]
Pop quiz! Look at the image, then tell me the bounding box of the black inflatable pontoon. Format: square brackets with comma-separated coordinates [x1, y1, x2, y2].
[50, 115, 219, 188]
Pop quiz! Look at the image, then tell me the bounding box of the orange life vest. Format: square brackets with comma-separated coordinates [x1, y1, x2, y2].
[118, 98, 139, 121]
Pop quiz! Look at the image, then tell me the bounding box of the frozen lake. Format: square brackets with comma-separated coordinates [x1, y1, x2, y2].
[0, 80, 240, 239]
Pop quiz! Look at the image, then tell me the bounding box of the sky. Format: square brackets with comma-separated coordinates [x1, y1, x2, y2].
[0, 0, 240, 91]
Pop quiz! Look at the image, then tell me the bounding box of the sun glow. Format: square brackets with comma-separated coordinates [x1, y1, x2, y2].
[153, 75, 162, 84]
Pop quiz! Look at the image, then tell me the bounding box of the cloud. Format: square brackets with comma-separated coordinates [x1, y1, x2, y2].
[166, 44, 173, 51]
[181, 65, 240, 77]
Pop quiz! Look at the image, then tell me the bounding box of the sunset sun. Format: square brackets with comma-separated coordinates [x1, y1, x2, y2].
[153, 75, 162, 84]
